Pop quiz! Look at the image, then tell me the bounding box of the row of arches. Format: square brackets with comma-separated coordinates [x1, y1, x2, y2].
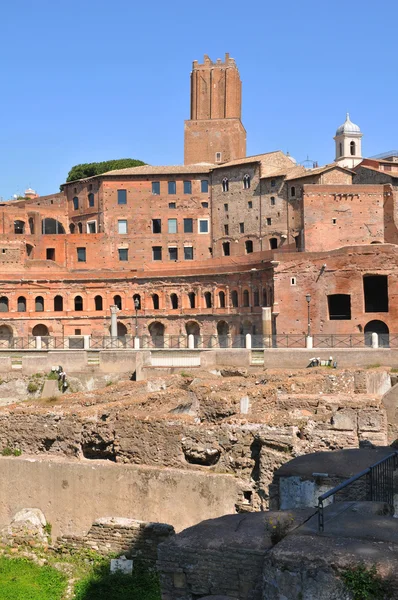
[13, 218, 67, 235]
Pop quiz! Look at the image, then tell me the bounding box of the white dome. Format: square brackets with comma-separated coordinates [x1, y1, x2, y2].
[336, 113, 361, 136]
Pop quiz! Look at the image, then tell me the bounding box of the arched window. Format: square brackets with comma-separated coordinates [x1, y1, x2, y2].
[88, 193, 94, 207]
[339, 142, 343, 157]
[17, 296, 26, 312]
[73, 197, 79, 210]
[78, 222, 83, 234]
[253, 289, 259, 306]
[170, 293, 178, 309]
[204, 291, 212, 308]
[28, 218, 34, 234]
[54, 295, 63, 311]
[41, 219, 65, 234]
[290, 186, 296, 197]
[243, 289, 250, 307]
[231, 290, 238, 307]
[69, 223, 75, 234]
[243, 174, 251, 190]
[133, 294, 141, 310]
[149, 321, 165, 347]
[218, 291, 226, 308]
[14, 220, 25, 234]
[95, 295, 103, 311]
[74, 296, 83, 311]
[262, 289, 268, 306]
[188, 292, 196, 309]
[217, 320, 229, 347]
[35, 296, 44, 312]
[32, 324, 49, 337]
[270, 238, 278, 250]
[152, 294, 159, 310]
[113, 295, 122, 310]
[222, 178, 229, 192]
[350, 141, 356, 156]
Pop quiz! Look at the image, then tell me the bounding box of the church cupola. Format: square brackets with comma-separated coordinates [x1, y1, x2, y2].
[334, 113, 363, 168]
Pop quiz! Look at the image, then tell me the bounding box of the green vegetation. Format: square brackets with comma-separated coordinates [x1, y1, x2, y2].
[0, 557, 67, 600]
[47, 371, 59, 380]
[1, 447, 21, 457]
[27, 381, 39, 393]
[366, 363, 381, 369]
[106, 381, 114, 387]
[66, 159, 146, 183]
[341, 564, 391, 600]
[180, 371, 192, 378]
[74, 562, 160, 600]
[43, 522, 52, 538]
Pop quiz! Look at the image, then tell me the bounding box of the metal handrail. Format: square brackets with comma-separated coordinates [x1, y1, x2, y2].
[317, 451, 398, 532]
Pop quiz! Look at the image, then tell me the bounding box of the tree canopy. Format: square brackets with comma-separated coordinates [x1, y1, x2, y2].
[66, 158, 146, 182]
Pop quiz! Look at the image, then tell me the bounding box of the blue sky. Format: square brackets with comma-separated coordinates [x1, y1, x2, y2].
[0, 0, 397, 199]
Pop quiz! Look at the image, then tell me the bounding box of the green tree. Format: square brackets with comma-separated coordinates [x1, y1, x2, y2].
[66, 158, 146, 183]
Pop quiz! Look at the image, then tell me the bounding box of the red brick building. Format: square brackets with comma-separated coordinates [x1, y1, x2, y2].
[0, 55, 396, 343]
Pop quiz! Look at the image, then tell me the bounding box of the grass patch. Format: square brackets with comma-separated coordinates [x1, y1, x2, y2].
[74, 562, 160, 600]
[27, 381, 39, 393]
[0, 557, 67, 600]
[1, 447, 21, 457]
[390, 368, 398, 373]
[366, 363, 381, 369]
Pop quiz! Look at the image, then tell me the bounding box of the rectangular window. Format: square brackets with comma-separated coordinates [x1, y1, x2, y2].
[222, 242, 230, 256]
[215, 152, 222, 163]
[73, 197, 79, 210]
[46, 248, 55, 260]
[363, 275, 388, 312]
[248, 201, 253, 209]
[77, 247, 86, 262]
[224, 203, 228, 212]
[267, 217, 272, 226]
[88, 193, 95, 207]
[169, 202, 176, 209]
[184, 246, 193, 260]
[184, 218, 193, 233]
[152, 181, 160, 195]
[183, 181, 192, 194]
[152, 219, 161, 233]
[118, 220, 127, 234]
[239, 222, 244, 233]
[168, 181, 176, 194]
[168, 218, 177, 234]
[270, 196, 276, 206]
[201, 180, 209, 193]
[152, 246, 162, 261]
[117, 189, 127, 205]
[118, 248, 128, 261]
[328, 294, 351, 320]
[87, 221, 97, 233]
[224, 224, 229, 235]
[201, 201, 209, 208]
[169, 247, 178, 261]
[199, 219, 209, 234]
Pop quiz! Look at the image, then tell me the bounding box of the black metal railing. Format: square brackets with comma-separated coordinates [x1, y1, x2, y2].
[318, 452, 398, 532]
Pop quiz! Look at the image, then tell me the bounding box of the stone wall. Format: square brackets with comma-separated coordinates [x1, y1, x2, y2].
[57, 517, 174, 563]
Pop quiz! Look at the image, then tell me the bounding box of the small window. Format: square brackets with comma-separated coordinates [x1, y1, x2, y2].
[253, 290, 259, 306]
[168, 218, 177, 234]
[215, 152, 222, 163]
[243, 290, 250, 307]
[89, 184, 93, 191]
[17, 296, 26, 312]
[188, 292, 196, 308]
[184, 246, 193, 260]
[14, 220, 25, 234]
[152, 219, 161, 233]
[77, 247, 86, 262]
[198, 219, 209, 234]
[339, 142, 343, 157]
[350, 141, 356, 156]
[74, 296, 83, 311]
[169, 202, 176, 209]
[224, 224, 229, 235]
[88, 193, 95, 207]
[54, 295, 63, 311]
[118, 220, 127, 234]
[270, 196, 276, 206]
[168, 181, 176, 194]
[113, 295, 122, 309]
[332, 218, 337, 225]
[271, 179, 276, 187]
[75, 329, 81, 335]
[35, 296, 44, 312]
[231, 290, 238, 307]
[0, 297, 8, 312]
[201, 201, 209, 208]
[73, 197, 79, 210]
[204, 291, 212, 308]
[46, 248, 55, 260]
[291, 277, 297, 286]
[133, 294, 141, 310]
[328, 294, 351, 320]
[201, 180, 209, 193]
[224, 203, 228, 212]
[184, 218, 193, 233]
[218, 291, 226, 308]
[152, 246, 162, 261]
[245, 240, 253, 254]
[117, 189, 127, 205]
[270, 238, 278, 249]
[95, 295, 103, 310]
[291, 186, 296, 197]
[239, 222, 244, 233]
[78, 222, 83, 233]
[222, 242, 230, 256]
[183, 181, 192, 194]
[248, 201, 253, 209]
[243, 174, 251, 189]
[118, 248, 128, 261]
[152, 181, 160, 195]
[267, 217, 272, 226]
[152, 294, 159, 310]
[170, 293, 178, 309]
[87, 221, 97, 233]
[169, 247, 178, 261]
[222, 178, 229, 192]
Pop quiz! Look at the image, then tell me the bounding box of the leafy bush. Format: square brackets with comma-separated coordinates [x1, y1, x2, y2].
[27, 382, 39, 393]
[74, 563, 160, 600]
[341, 564, 391, 599]
[66, 159, 146, 183]
[1, 447, 21, 457]
[0, 557, 66, 600]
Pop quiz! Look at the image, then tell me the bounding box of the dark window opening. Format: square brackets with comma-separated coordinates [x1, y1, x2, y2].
[118, 248, 128, 261]
[270, 238, 278, 250]
[184, 246, 193, 260]
[133, 294, 141, 310]
[95, 295, 103, 311]
[28, 218, 34, 234]
[328, 294, 351, 320]
[243, 290, 250, 307]
[0, 297, 8, 312]
[253, 290, 260, 306]
[270, 196, 275, 206]
[152, 246, 162, 260]
[291, 186, 296, 197]
[73, 197, 79, 210]
[35, 296, 44, 312]
[46, 248, 55, 261]
[78, 222, 83, 234]
[201, 201, 209, 208]
[17, 296, 26, 312]
[88, 193, 95, 207]
[117, 189, 127, 205]
[204, 291, 212, 308]
[219, 291, 226, 308]
[245, 240, 253, 254]
[184, 218, 193, 233]
[271, 179, 276, 187]
[201, 180, 209, 193]
[183, 181, 192, 194]
[14, 220, 25, 234]
[243, 174, 251, 189]
[77, 247, 86, 262]
[231, 291, 238, 307]
[74, 296, 83, 311]
[248, 201, 253, 209]
[169, 247, 178, 261]
[54, 295, 63, 311]
[224, 224, 229, 235]
[239, 222, 244, 233]
[364, 275, 388, 312]
[169, 202, 176, 209]
[168, 181, 176, 194]
[152, 181, 160, 195]
[170, 293, 178, 309]
[152, 294, 159, 310]
[350, 141, 356, 156]
[152, 219, 161, 233]
[113, 295, 122, 310]
[222, 242, 230, 256]
[222, 178, 229, 192]
[188, 292, 196, 308]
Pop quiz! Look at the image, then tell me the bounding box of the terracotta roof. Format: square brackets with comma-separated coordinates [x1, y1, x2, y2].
[285, 163, 354, 181]
[355, 164, 398, 178]
[260, 165, 306, 180]
[101, 164, 214, 176]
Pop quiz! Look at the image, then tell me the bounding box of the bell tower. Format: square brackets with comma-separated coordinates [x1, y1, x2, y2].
[334, 113, 363, 168]
[184, 53, 246, 165]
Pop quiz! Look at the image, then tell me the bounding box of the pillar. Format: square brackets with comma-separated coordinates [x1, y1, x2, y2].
[110, 305, 119, 337]
[35, 336, 42, 350]
[134, 337, 140, 350]
[371, 332, 379, 349]
[188, 334, 195, 349]
[245, 333, 252, 349]
[83, 335, 90, 350]
[306, 336, 313, 349]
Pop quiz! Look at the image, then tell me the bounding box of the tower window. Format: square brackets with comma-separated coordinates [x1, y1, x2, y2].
[222, 242, 230, 256]
[291, 277, 297, 286]
[222, 178, 229, 192]
[168, 218, 177, 233]
[339, 142, 343, 157]
[152, 181, 160, 195]
[224, 203, 228, 212]
[46, 248, 55, 260]
[88, 193, 95, 207]
[271, 179, 276, 187]
[184, 218, 193, 233]
[201, 201, 209, 208]
[245, 240, 253, 254]
[204, 292, 212, 308]
[270, 196, 275, 206]
[184, 246, 193, 260]
[118, 220, 127, 234]
[201, 180, 209, 193]
[350, 141, 356, 156]
[73, 197, 79, 210]
[248, 201, 253, 209]
[168, 181, 176, 194]
[198, 219, 209, 233]
[215, 152, 222, 163]
[169, 202, 176, 209]
[243, 174, 251, 189]
[224, 224, 229, 235]
[291, 186, 296, 197]
[117, 189, 127, 205]
[77, 247, 86, 262]
[168, 247, 178, 261]
[152, 246, 162, 260]
[152, 219, 162, 233]
[118, 248, 128, 261]
[183, 181, 192, 194]
[267, 217, 272, 226]
[270, 238, 278, 249]
[239, 222, 244, 233]
[332, 218, 337, 224]
[231, 290, 238, 307]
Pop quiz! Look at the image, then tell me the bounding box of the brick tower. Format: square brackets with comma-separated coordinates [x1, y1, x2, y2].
[184, 53, 246, 165]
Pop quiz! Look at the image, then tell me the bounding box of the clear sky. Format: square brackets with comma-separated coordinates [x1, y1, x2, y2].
[0, 0, 397, 199]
